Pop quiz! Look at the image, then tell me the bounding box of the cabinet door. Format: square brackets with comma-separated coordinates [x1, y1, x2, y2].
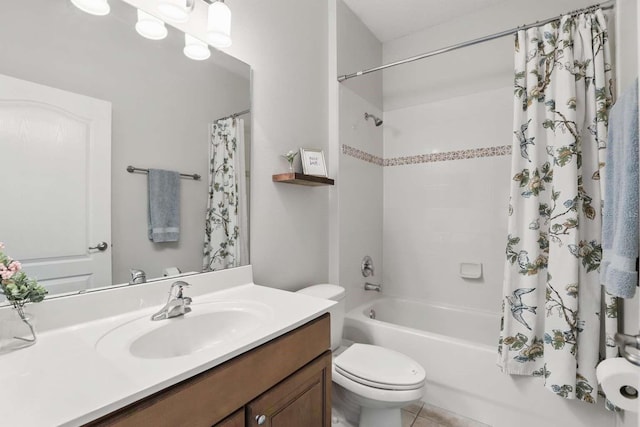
[215, 408, 244, 427]
[247, 351, 331, 427]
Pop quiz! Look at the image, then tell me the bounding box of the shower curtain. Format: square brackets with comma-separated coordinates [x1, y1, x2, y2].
[497, 9, 619, 404]
[203, 117, 249, 271]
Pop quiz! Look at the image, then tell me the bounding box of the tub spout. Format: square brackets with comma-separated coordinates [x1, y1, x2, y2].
[364, 282, 381, 292]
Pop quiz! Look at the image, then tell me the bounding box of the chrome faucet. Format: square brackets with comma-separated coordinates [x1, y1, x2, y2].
[151, 281, 193, 321]
[129, 269, 147, 285]
[364, 282, 381, 292]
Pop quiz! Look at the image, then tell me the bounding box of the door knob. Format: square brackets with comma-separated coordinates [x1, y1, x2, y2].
[88, 242, 108, 251]
[255, 414, 266, 425]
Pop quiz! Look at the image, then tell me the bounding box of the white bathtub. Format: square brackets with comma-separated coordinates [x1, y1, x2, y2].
[343, 298, 617, 427]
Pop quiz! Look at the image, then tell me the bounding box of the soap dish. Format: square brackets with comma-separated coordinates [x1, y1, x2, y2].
[460, 262, 482, 279]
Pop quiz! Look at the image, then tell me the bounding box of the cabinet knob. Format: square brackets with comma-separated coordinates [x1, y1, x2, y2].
[255, 414, 266, 425]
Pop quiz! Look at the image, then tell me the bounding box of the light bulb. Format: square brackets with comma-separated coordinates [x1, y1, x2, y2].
[70, 0, 110, 16]
[207, 1, 232, 48]
[184, 34, 210, 61]
[135, 10, 168, 40]
[157, 0, 193, 23]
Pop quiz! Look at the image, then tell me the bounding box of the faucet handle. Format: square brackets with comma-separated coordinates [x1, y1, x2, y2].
[361, 256, 375, 277]
[129, 269, 146, 285]
[169, 281, 191, 298]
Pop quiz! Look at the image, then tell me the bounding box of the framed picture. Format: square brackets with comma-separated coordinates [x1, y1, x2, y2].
[300, 148, 328, 177]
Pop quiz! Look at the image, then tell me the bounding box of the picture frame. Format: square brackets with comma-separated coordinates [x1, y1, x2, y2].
[300, 148, 328, 177]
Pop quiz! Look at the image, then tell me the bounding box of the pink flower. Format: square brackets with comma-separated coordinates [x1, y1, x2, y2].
[0, 242, 5, 249]
[1, 269, 13, 280]
[8, 261, 21, 272]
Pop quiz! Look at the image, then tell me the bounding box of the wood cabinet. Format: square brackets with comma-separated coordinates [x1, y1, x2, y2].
[216, 409, 245, 427]
[245, 352, 330, 427]
[86, 314, 331, 427]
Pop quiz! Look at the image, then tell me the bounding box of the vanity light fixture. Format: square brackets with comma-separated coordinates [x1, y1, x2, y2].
[135, 10, 168, 40]
[207, 0, 232, 48]
[157, 0, 195, 24]
[70, 0, 110, 16]
[184, 34, 211, 61]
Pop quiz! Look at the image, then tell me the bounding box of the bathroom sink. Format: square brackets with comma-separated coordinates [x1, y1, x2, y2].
[96, 300, 273, 359]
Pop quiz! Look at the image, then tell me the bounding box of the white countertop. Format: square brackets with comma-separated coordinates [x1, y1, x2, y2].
[0, 268, 334, 427]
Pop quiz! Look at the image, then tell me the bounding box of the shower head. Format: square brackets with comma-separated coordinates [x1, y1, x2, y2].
[364, 112, 383, 127]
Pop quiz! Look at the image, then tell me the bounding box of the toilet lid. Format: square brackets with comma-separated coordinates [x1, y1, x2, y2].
[333, 344, 426, 391]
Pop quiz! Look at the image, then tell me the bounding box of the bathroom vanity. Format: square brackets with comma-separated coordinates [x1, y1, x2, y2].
[87, 314, 331, 426]
[0, 267, 334, 427]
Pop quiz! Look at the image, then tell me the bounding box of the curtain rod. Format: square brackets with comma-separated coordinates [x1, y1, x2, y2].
[337, 0, 615, 82]
[215, 109, 250, 122]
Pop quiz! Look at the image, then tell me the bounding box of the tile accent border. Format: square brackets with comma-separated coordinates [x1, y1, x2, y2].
[341, 144, 512, 167]
[341, 144, 384, 166]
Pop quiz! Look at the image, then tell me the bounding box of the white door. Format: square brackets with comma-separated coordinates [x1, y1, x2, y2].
[0, 74, 111, 297]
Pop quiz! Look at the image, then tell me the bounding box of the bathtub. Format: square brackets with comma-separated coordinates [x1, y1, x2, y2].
[343, 297, 617, 427]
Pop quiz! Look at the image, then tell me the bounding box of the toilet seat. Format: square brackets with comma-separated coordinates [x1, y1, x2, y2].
[333, 344, 425, 391]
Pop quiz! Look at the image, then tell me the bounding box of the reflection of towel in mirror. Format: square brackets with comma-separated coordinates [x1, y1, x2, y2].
[148, 169, 180, 243]
[601, 79, 639, 298]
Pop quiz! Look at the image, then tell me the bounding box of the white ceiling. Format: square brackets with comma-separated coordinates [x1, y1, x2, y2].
[341, 0, 509, 43]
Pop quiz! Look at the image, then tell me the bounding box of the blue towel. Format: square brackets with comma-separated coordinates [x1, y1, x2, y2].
[148, 169, 181, 243]
[601, 79, 639, 298]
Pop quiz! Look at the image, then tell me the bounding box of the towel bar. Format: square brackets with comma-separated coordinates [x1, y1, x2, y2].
[126, 166, 201, 181]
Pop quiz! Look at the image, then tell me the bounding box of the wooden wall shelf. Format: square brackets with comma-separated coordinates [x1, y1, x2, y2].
[272, 173, 335, 187]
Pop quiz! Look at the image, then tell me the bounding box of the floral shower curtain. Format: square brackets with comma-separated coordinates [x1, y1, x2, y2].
[497, 9, 619, 404]
[203, 118, 249, 271]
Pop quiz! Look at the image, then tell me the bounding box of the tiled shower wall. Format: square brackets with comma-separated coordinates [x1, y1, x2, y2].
[339, 84, 513, 314]
[337, 0, 384, 312]
[383, 85, 513, 314]
[339, 86, 384, 311]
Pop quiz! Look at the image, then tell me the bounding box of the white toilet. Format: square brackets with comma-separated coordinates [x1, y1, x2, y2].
[297, 284, 425, 427]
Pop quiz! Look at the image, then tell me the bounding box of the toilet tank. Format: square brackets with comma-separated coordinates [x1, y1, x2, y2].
[296, 284, 345, 351]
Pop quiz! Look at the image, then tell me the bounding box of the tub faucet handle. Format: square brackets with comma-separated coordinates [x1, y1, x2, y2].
[362, 256, 375, 277]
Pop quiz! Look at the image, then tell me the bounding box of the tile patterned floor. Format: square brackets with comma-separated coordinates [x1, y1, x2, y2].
[401, 402, 491, 427]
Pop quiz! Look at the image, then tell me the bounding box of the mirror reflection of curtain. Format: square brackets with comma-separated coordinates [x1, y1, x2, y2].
[203, 118, 248, 271]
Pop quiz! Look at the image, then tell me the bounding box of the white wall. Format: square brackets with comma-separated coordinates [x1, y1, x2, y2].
[223, 0, 331, 289]
[336, 0, 384, 310]
[339, 87, 384, 310]
[337, 0, 383, 111]
[382, 0, 611, 109]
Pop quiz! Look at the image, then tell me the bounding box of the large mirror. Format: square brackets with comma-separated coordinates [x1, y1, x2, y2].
[0, 0, 251, 303]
